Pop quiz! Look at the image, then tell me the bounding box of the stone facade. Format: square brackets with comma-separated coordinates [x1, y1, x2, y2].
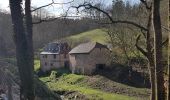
[40, 42, 70, 72]
[69, 43, 111, 75]
[40, 54, 69, 72]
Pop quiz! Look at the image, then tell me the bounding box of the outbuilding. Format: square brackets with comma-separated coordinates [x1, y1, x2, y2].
[69, 42, 111, 75]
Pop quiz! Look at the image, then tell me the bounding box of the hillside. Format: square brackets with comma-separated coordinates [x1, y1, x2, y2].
[34, 59, 150, 100]
[40, 72, 150, 100]
[60, 29, 109, 47]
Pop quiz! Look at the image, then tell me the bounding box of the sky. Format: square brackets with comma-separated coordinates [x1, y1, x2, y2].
[0, 0, 140, 16]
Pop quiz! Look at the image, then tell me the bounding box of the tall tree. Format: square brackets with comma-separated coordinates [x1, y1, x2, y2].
[9, 0, 35, 99]
[153, 0, 166, 99]
[167, 0, 170, 99]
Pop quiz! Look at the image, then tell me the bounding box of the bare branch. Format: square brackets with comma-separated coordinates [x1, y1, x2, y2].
[72, 3, 148, 31]
[161, 25, 170, 32]
[135, 34, 148, 57]
[162, 38, 168, 47]
[31, 0, 74, 12]
[31, 2, 54, 12]
[140, 29, 147, 38]
[32, 16, 80, 24]
[32, 17, 60, 24]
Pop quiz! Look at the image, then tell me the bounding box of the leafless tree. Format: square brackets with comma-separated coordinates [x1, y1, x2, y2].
[9, 0, 35, 99]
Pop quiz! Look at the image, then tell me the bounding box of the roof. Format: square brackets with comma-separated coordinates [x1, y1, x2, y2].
[40, 42, 70, 55]
[69, 42, 108, 54]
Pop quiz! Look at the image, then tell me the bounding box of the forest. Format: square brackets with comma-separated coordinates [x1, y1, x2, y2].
[0, 0, 169, 100]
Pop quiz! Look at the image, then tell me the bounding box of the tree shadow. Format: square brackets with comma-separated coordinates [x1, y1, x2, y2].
[36, 67, 71, 78]
[93, 63, 150, 88]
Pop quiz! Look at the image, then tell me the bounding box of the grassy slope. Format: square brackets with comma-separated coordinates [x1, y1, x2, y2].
[40, 74, 149, 100]
[62, 29, 109, 47]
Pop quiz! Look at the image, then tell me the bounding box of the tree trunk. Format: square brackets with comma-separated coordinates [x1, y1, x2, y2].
[167, 0, 170, 99]
[24, 0, 35, 99]
[153, 0, 166, 99]
[148, 58, 156, 100]
[9, 0, 35, 100]
[146, 6, 156, 100]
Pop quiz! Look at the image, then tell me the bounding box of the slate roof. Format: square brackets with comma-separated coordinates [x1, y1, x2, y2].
[40, 42, 70, 54]
[69, 42, 108, 54]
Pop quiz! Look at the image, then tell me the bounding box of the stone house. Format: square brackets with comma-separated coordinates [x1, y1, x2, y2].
[69, 42, 111, 75]
[40, 42, 70, 72]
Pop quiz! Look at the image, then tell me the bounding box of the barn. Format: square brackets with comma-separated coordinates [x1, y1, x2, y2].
[69, 42, 111, 75]
[40, 42, 70, 72]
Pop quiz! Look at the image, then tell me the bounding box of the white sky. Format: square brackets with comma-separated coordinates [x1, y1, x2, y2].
[0, 0, 140, 16]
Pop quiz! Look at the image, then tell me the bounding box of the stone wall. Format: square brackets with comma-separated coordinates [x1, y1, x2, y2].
[40, 54, 69, 72]
[69, 48, 111, 75]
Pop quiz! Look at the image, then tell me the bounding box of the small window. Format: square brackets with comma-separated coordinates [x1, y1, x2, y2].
[45, 62, 47, 66]
[44, 55, 47, 58]
[75, 55, 77, 60]
[96, 64, 105, 70]
[53, 54, 56, 59]
[50, 63, 53, 66]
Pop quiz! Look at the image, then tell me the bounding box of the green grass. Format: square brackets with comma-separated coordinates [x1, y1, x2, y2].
[40, 74, 147, 100]
[63, 29, 109, 47]
[51, 82, 135, 100]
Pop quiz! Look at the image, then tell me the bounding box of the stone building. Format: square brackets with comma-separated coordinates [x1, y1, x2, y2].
[40, 42, 70, 72]
[69, 42, 111, 75]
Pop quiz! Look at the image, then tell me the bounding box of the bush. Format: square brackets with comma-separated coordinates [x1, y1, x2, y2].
[49, 71, 57, 82]
[36, 70, 51, 77]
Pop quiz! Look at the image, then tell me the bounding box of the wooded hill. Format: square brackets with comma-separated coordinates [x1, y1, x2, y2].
[0, 11, 100, 56]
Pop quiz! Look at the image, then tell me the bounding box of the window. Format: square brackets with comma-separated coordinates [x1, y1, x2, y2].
[50, 63, 53, 66]
[44, 55, 47, 58]
[75, 55, 77, 60]
[45, 62, 47, 66]
[53, 54, 56, 59]
[96, 64, 105, 70]
[64, 61, 69, 68]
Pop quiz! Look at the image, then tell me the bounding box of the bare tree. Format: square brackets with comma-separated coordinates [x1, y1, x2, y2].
[9, 0, 35, 99]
